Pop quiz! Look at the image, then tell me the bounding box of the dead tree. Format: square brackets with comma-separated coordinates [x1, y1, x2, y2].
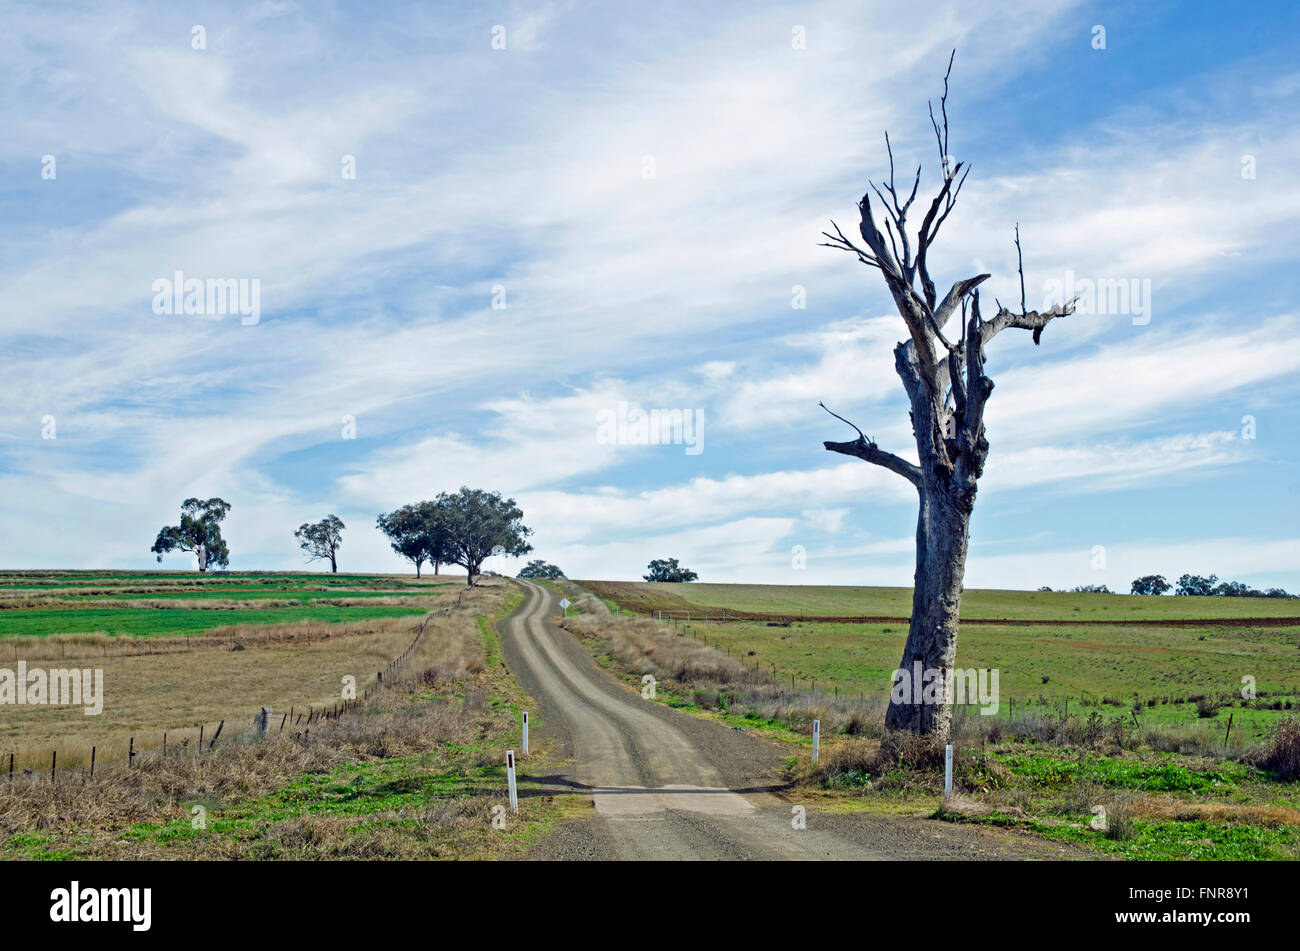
[820, 52, 1077, 740]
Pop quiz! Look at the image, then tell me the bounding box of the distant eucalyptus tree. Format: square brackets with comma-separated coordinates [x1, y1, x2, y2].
[435, 487, 533, 587]
[150, 497, 231, 572]
[295, 515, 345, 572]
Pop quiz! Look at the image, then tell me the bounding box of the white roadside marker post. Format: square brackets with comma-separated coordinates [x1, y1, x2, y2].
[812, 719, 820, 764]
[522, 712, 529, 755]
[506, 750, 519, 814]
[944, 744, 953, 798]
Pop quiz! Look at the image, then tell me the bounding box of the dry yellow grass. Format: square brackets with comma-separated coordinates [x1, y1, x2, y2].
[1129, 796, 1300, 828]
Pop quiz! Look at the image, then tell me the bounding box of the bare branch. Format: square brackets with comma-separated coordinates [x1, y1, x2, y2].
[1014, 223, 1027, 316]
[915, 160, 969, 309]
[981, 300, 1077, 347]
[857, 190, 902, 280]
[928, 49, 956, 177]
[819, 220, 884, 271]
[824, 438, 924, 488]
[819, 401, 868, 443]
[934, 273, 990, 332]
[819, 403, 922, 487]
[980, 227, 1078, 345]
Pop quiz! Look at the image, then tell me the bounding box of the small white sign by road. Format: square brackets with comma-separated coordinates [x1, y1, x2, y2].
[559, 597, 571, 617]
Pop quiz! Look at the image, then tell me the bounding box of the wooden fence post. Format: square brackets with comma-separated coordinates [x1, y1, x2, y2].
[129, 737, 135, 768]
[90, 747, 95, 779]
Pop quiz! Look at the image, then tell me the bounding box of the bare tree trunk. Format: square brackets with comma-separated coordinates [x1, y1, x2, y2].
[197, 546, 208, 573]
[885, 489, 970, 739]
[330, 550, 337, 573]
[819, 53, 1077, 738]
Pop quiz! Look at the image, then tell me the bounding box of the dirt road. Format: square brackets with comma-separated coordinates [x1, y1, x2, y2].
[500, 580, 1082, 860]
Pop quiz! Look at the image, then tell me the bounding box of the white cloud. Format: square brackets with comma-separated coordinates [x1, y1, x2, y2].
[802, 507, 850, 533]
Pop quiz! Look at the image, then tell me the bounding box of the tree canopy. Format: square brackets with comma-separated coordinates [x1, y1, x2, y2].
[1175, 573, 1218, 597]
[643, 558, 698, 583]
[150, 497, 231, 572]
[295, 515, 345, 572]
[1130, 575, 1171, 596]
[434, 487, 533, 586]
[1172, 573, 1293, 598]
[518, 559, 565, 579]
[376, 501, 451, 578]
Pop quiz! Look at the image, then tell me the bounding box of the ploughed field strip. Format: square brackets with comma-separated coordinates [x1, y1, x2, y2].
[0, 570, 450, 638]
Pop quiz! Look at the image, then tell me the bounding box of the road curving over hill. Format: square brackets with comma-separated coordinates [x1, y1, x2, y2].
[499, 580, 1086, 861]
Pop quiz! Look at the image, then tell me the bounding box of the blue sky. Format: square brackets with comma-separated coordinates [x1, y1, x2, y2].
[2, 0, 1298, 590]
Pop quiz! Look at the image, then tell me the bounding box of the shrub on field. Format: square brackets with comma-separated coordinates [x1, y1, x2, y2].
[1195, 697, 1223, 718]
[1250, 717, 1300, 781]
[1060, 779, 1102, 817]
[1139, 722, 1225, 757]
[1103, 796, 1138, 841]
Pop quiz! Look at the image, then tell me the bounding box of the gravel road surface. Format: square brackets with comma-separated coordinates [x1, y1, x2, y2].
[501, 580, 1085, 861]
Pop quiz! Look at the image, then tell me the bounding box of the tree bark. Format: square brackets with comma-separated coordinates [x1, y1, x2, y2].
[885, 487, 970, 738]
[330, 551, 337, 573]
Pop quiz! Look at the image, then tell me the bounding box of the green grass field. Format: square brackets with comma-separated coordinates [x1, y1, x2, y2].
[0, 570, 445, 637]
[582, 581, 1300, 742]
[0, 604, 429, 638]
